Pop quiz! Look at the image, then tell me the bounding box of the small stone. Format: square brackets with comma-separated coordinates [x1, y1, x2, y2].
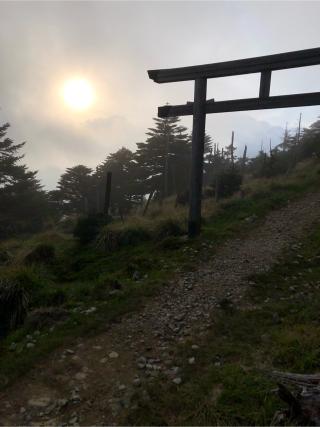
[132, 271, 141, 281]
[26, 334, 33, 340]
[174, 313, 186, 322]
[191, 344, 199, 350]
[137, 362, 146, 369]
[272, 313, 281, 324]
[93, 345, 102, 350]
[57, 399, 68, 408]
[34, 330, 40, 336]
[65, 349, 75, 355]
[133, 378, 141, 387]
[20, 407, 26, 414]
[100, 357, 107, 364]
[26, 342, 35, 349]
[172, 377, 182, 385]
[70, 390, 81, 402]
[188, 357, 195, 365]
[69, 415, 79, 425]
[74, 372, 87, 381]
[109, 351, 119, 359]
[28, 397, 52, 408]
[118, 384, 126, 391]
[84, 306, 97, 315]
[9, 342, 17, 351]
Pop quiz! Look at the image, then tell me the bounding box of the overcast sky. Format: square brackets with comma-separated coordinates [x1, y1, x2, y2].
[0, 1, 319, 189]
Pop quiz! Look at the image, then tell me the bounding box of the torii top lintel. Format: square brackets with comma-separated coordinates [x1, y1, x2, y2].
[148, 47, 320, 118]
[148, 47, 320, 83]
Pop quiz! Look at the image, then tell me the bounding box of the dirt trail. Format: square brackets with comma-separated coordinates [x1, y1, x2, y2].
[1, 191, 320, 426]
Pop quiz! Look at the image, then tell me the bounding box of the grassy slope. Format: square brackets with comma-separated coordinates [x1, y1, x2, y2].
[0, 159, 320, 394]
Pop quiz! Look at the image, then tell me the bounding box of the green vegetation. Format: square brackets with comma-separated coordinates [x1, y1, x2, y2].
[0, 158, 320, 393]
[123, 209, 320, 426]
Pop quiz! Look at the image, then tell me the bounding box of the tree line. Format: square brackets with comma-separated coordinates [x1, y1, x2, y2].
[1, 113, 320, 238]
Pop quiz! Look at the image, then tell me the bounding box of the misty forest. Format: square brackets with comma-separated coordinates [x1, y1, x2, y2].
[1, 2, 320, 427]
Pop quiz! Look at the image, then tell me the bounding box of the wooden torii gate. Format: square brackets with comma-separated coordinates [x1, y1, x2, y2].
[148, 47, 320, 237]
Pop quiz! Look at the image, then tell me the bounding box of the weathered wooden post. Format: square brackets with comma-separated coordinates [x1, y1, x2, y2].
[104, 171, 112, 216]
[242, 145, 247, 171]
[188, 78, 207, 237]
[143, 189, 155, 216]
[230, 130, 235, 169]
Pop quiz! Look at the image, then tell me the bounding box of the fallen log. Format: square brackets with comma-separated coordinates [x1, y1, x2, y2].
[268, 370, 320, 425]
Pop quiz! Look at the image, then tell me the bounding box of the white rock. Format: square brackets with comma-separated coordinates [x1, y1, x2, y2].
[108, 351, 119, 359]
[188, 357, 195, 365]
[28, 397, 51, 408]
[93, 345, 102, 350]
[74, 372, 87, 381]
[9, 342, 17, 351]
[133, 378, 141, 387]
[172, 377, 182, 385]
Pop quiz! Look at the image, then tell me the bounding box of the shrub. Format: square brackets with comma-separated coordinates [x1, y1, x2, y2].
[215, 171, 243, 199]
[73, 214, 111, 244]
[43, 288, 66, 306]
[119, 227, 151, 246]
[0, 278, 29, 337]
[2, 265, 55, 309]
[158, 236, 185, 250]
[0, 249, 12, 266]
[154, 218, 185, 239]
[25, 307, 69, 330]
[24, 244, 55, 265]
[98, 225, 151, 252]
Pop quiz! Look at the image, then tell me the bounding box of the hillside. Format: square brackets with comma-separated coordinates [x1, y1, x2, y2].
[1, 159, 320, 425]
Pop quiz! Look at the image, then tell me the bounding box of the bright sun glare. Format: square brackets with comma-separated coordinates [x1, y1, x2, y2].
[62, 78, 94, 111]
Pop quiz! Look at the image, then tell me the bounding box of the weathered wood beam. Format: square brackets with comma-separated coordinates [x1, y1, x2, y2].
[104, 171, 112, 215]
[259, 70, 272, 98]
[188, 78, 207, 238]
[158, 92, 320, 117]
[148, 47, 320, 83]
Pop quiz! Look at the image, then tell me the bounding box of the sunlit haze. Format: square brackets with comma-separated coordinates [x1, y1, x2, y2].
[0, 1, 319, 189]
[62, 78, 95, 111]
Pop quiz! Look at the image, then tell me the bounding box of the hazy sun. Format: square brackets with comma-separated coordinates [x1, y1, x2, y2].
[62, 78, 94, 111]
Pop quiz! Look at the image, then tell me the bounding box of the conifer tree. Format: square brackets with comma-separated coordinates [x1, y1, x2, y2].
[135, 116, 190, 198]
[0, 123, 48, 237]
[57, 165, 93, 213]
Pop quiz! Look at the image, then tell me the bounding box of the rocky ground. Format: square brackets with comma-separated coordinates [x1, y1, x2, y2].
[1, 191, 320, 426]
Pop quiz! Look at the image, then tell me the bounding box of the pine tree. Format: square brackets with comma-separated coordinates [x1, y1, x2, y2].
[135, 116, 190, 199]
[57, 165, 93, 214]
[0, 123, 48, 237]
[298, 117, 320, 159]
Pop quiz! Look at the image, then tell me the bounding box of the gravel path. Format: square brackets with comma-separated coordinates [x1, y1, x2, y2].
[1, 191, 320, 426]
